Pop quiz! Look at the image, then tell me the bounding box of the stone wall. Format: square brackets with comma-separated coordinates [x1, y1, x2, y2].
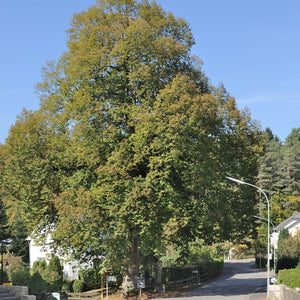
[280, 285, 300, 300]
[0, 285, 36, 300]
[269, 284, 280, 300]
[269, 284, 300, 300]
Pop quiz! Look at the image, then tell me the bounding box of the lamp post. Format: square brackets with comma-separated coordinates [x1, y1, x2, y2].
[0, 242, 3, 285]
[254, 215, 276, 273]
[226, 176, 270, 297]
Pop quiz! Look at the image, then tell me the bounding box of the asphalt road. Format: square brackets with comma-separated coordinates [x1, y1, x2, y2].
[158, 259, 268, 300]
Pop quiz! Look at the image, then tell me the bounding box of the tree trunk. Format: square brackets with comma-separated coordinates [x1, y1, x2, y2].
[122, 228, 140, 295]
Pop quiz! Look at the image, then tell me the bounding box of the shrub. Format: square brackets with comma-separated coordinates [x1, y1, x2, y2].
[276, 256, 299, 271]
[11, 266, 31, 286]
[47, 257, 63, 292]
[255, 256, 267, 268]
[4, 253, 30, 284]
[48, 257, 62, 275]
[42, 270, 62, 292]
[29, 271, 48, 300]
[4, 253, 24, 277]
[79, 269, 100, 290]
[2, 270, 9, 283]
[61, 279, 75, 292]
[33, 259, 47, 271]
[73, 280, 84, 293]
[278, 268, 300, 289]
[208, 257, 224, 278]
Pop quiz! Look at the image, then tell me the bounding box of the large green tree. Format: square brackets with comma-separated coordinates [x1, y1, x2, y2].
[1, 0, 263, 287]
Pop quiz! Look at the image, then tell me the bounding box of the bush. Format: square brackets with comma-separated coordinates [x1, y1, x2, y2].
[4, 253, 30, 285]
[47, 257, 63, 292]
[61, 279, 75, 292]
[42, 270, 62, 292]
[4, 253, 24, 278]
[278, 268, 300, 289]
[79, 269, 100, 290]
[29, 271, 48, 300]
[2, 270, 9, 283]
[208, 258, 224, 278]
[48, 257, 63, 275]
[73, 280, 84, 293]
[276, 256, 299, 271]
[33, 259, 47, 271]
[11, 266, 31, 286]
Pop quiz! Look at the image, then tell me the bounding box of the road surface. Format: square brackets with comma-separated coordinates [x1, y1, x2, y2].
[159, 259, 268, 300]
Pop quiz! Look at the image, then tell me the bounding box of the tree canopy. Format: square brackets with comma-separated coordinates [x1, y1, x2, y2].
[0, 0, 263, 285]
[257, 128, 300, 225]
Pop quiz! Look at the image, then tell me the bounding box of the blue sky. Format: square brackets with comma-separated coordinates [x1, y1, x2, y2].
[1, 0, 300, 143]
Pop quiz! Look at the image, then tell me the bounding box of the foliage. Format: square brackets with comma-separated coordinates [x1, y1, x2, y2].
[193, 241, 224, 276]
[207, 258, 224, 278]
[31, 257, 63, 292]
[186, 239, 218, 266]
[78, 268, 101, 291]
[41, 269, 63, 292]
[276, 256, 299, 271]
[255, 256, 267, 268]
[3, 252, 23, 270]
[47, 256, 63, 291]
[72, 280, 85, 293]
[33, 259, 47, 271]
[3, 252, 29, 284]
[1, 270, 8, 283]
[277, 228, 297, 259]
[48, 256, 63, 277]
[180, 239, 224, 277]
[0, 0, 263, 286]
[0, 196, 10, 242]
[8, 209, 29, 263]
[160, 258, 223, 282]
[29, 272, 48, 300]
[10, 266, 31, 286]
[278, 268, 300, 289]
[61, 279, 75, 292]
[257, 128, 300, 226]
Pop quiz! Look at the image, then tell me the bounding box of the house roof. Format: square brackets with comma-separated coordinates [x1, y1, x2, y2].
[273, 212, 300, 232]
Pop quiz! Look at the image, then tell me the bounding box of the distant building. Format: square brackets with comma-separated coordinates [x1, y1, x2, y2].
[27, 235, 93, 279]
[271, 212, 300, 250]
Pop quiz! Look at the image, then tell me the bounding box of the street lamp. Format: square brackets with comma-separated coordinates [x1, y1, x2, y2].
[0, 242, 3, 285]
[226, 176, 270, 297]
[254, 215, 276, 273]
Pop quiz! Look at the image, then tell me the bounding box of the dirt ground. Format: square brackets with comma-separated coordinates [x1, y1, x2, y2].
[87, 283, 198, 300]
[97, 283, 200, 300]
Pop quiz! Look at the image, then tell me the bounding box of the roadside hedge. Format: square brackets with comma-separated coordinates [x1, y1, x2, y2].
[276, 256, 299, 271]
[278, 268, 300, 289]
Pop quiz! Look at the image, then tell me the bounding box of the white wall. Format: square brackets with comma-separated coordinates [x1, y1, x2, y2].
[27, 236, 92, 280]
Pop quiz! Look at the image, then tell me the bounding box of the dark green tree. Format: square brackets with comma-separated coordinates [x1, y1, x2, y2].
[0, 196, 10, 243]
[257, 128, 283, 196]
[282, 128, 300, 194]
[47, 256, 63, 292]
[8, 209, 29, 263]
[48, 256, 62, 276]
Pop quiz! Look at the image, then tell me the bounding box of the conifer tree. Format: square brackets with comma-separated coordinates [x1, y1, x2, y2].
[282, 128, 300, 194]
[257, 128, 283, 197]
[8, 209, 29, 263]
[0, 196, 10, 243]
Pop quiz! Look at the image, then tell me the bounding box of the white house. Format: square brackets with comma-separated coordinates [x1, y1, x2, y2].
[27, 235, 93, 280]
[271, 212, 300, 250]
